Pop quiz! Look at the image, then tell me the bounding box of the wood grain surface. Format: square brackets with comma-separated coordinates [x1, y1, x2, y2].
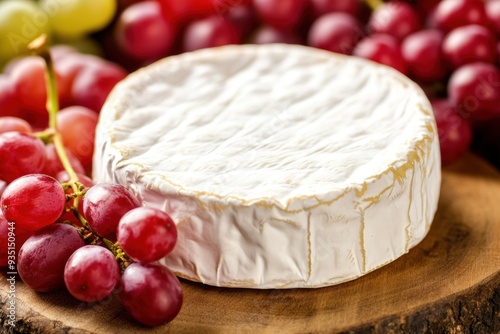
[0, 153, 499, 333]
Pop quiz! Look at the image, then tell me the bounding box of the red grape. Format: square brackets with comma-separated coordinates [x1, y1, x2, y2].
[118, 0, 144, 12]
[17, 108, 49, 131]
[115, 1, 175, 61]
[0, 117, 32, 134]
[448, 62, 500, 120]
[0, 214, 10, 267]
[402, 29, 447, 82]
[0, 215, 9, 267]
[416, 0, 440, 19]
[308, 12, 363, 55]
[368, 2, 420, 40]
[353, 34, 407, 74]
[117, 207, 177, 262]
[224, 2, 257, 38]
[431, 99, 472, 165]
[56, 106, 98, 171]
[82, 183, 141, 240]
[3, 58, 26, 76]
[50, 45, 78, 62]
[11, 57, 71, 115]
[310, 0, 360, 17]
[0, 132, 46, 183]
[0, 213, 33, 267]
[72, 62, 127, 113]
[98, 29, 145, 73]
[64, 245, 120, 302]
[251, 26, 303, 45]
[54, 54, 106, 108]
[214, 0, 252, 11]
[17, 224, 85, 292]
[55, 53, 106, 83]
[183, 15, 241, 52]
[56, 171, 94, 186]
[486, 0, 500, 36]
[120, 263, 183, 327]
[442, 24, 497, 70]
[497, 41, 500, 64]
[253, 0, 306, 30]
[42, 144, 85, 178]
[433, 0, 488, 32]
[1, 174, 66, 232]
[0, 180, 6, 198]
[0, 75, 20, 118]
[159, 0, 216, 23]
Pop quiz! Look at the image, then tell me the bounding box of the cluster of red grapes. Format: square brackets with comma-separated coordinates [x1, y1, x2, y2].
[0, 175, 182, 326]
[0, 46, 128, 176]
[0, 45, 125, 134]
[0, 39, 182, 327]
[303, 0, 496, 166]
[0, 49, 128, 288]
[101, 0, 500, 167]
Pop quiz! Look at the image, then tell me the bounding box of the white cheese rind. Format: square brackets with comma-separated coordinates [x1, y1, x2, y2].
[94, 44, 441, 289]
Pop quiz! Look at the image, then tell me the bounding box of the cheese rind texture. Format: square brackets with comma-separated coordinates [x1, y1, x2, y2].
[94, 44, 441, 289]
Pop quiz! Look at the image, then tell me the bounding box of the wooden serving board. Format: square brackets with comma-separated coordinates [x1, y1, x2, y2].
[1, 154, 499, 333]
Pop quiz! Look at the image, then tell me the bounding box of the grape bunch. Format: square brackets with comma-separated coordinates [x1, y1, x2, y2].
[0, 36, 182, 327]
[2, 0, 500, 168]
[1, 46, 125, 139]
[101, 0, 500, 167]
[2, 0, 499, 172]
[0, 41, 127, 172]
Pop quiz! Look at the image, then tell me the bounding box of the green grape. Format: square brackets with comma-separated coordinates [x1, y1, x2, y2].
[0, 0, 51, 62]
[40, 0, 117, 38]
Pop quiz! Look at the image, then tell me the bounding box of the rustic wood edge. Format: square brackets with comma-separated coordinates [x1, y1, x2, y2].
[0, 285, 93, 334]
[0, 271, 498, 334]
[342, 271, 500, 334]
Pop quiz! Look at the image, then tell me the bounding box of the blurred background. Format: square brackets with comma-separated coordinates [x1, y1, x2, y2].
[1, 0, 500, 170]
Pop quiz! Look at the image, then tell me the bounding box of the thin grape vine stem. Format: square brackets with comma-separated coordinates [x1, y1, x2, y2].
[34, 128, 56, 144]
[103, 239, 132, 273]
[28, 35, 81, 208]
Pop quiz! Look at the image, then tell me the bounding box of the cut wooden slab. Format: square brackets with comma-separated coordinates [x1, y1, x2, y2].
[1, 154, 499, 333]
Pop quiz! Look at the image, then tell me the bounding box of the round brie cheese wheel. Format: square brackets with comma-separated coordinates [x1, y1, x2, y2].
[94, 44, 441, 289]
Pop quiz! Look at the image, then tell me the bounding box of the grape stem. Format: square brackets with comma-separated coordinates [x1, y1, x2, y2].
[103, 239, 133, 273]
[28, 35, 81, 207]
[364, 0, 383, 11]
[28, 35, 134, 273]
[34, 128, 56, 144]
[73, 209, 93, 230]
[69, 213, 133, 272]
